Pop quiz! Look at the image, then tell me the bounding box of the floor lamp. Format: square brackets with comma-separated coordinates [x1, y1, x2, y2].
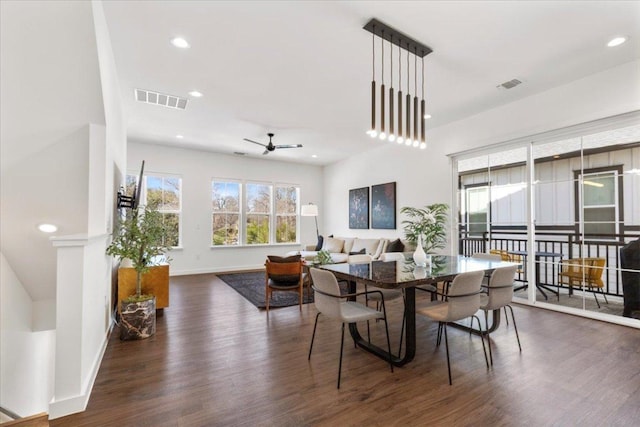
[301, 203, 322, 249]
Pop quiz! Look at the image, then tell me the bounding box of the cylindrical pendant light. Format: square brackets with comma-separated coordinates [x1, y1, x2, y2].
[413, 48, 419, 147]
[397, 42, 404, 144]
[420, 54, 427, 149]
[388, 35, 395, 142]
[405, 43, 412, 146]
[369, 27, 377, 138]
[379, 31, 386, 140]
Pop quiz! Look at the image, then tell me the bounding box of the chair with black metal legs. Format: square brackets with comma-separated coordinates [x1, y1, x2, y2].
[480, 265, 521, 365]
[308, 268, 394, 389]
[416, 270, 488, 385]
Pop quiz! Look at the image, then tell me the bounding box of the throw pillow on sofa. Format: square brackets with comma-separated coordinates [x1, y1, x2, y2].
[322, 237, 344, 253]
[386, 238, 405, 253]
[349, 248, 366, 255]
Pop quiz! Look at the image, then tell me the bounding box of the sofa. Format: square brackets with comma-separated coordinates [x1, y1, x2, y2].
[289, 236, 409, 264]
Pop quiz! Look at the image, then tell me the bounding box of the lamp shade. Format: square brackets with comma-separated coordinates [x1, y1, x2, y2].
[301, 204, 319, 217]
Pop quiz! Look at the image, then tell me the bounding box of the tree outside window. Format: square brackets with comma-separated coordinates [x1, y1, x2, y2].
[212, 181, 240, 245]
[275, 185, 298, 243]
[246, 183, 271, 244]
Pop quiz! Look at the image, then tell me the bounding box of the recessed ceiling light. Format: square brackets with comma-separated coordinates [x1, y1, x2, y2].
[188, 91, 203, 98]
[607, 36, 627, 47]
[423, 114, 432, 119]
[176, 135, 184, 139]
[171, 37, 190, 48]
[38, 223, 58, 233]
[311, 154, 318, 158]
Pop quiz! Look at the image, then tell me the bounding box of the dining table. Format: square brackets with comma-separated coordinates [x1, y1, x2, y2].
[320, 254, 520, 367]
[508, 250, 563, 300]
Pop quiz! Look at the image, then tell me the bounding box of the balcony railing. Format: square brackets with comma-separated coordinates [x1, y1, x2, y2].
[459, 228, 640, 298]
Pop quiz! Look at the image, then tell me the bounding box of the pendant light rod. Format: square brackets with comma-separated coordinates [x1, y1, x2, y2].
[369, 26, 376, 137]
[363, 18, 433, 58]
[380, 30, 386, 139]
[389, 34, 394, 141]
[405, 41, 411, 145]
[397, 42, 403, 143]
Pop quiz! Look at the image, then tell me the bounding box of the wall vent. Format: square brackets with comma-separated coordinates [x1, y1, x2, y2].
[134, 89, 188, 109]
[496, 79, 522, 90]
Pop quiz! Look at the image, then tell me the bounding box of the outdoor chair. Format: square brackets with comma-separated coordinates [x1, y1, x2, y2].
[480, 265, 521, 365]
[558, 257, 608, 308]
[308, 268, 393, 389]
[416, 270, 488, 385]
[264, 255, 305, 313]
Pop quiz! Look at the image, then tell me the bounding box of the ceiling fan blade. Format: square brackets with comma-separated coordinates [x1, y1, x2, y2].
[244, 138, 267, 148]
[274, 144, 303, 149]
[262, 150, 269, 155]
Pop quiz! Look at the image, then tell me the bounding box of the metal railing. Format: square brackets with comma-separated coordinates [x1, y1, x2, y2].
[459, 228, 640, 297]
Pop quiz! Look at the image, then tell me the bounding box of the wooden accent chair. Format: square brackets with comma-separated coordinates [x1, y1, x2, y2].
[558, 257, 608, 308]
[417, 270, 489, 385]
[308, 268, 393, 389]
[264, 255, 305, 312]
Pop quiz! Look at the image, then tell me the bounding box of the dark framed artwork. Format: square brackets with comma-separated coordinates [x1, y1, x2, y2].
[349, 187, 369, 229]
[371, 182, 396, 229]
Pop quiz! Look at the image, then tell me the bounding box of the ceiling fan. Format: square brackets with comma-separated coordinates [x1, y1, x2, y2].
[243, 133, 303, 155]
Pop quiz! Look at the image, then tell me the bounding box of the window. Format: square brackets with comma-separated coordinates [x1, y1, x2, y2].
[211, 179, 299, 246]
[465, 184, 490, 236]
[275, 185, 298, 243]
[577, 169, 620, 238]
[212, 181, 241, 246]
[126, 172, 182, 247]
[246, 183, 271, 245]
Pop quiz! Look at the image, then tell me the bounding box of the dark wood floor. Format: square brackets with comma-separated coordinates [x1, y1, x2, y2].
[50, 273, 640, 426]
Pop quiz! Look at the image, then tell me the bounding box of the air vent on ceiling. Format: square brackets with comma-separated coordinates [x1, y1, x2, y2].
[496, 79, 522, 90]
[134, 89, 188, 110]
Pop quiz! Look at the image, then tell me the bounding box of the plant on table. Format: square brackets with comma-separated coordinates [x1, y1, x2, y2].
[314, 249, 333, 265]
[400, 203, 449, 253]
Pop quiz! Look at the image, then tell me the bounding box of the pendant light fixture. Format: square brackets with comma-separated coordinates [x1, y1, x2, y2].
[397, 44, 404, 144]
[368, 26, 377, 138]
[379, 30, 386, 140]
[405, 42, 412, 146]
[388, 35, 395, 142]
[420, 54, 427, 149]
[363, 19, 433, 149]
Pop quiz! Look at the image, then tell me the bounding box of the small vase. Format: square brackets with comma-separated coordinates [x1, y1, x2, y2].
[413, 235, 428, 267]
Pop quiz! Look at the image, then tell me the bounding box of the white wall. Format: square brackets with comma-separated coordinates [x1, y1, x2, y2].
[323, 61, 640, 253]
[128, 142, 324, 274]
[0, 252, 55, 417]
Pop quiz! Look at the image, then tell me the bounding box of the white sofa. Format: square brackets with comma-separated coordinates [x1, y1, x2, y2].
[289, 236, 409, 264]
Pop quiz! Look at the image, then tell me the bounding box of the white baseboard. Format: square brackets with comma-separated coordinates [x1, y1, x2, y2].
[170, 264, 264, 276]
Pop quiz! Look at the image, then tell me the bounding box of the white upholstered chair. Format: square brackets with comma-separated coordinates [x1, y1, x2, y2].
[480, 265, 521, 365]
[416, 270, 488, 385]
[308, 268, 393, 389]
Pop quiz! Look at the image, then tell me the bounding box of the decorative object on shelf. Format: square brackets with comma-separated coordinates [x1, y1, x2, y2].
[349, 187, 369, 229]
[106, 206, 173, 340]
[363, 18, 432, 149]
[401, 203, 448, 253]
[371, 182, 396, 229]
[314, 249, 333, 266]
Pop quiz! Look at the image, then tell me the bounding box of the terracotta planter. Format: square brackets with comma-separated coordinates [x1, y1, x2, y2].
[120, 296, 156, 340]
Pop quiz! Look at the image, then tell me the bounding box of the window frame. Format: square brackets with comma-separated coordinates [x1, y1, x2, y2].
[211, 179, 242, 246]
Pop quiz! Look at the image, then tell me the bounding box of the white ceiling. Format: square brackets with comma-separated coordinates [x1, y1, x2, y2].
[102, 1, 640, 166]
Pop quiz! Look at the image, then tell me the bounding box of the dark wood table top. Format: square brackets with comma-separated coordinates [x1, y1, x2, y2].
[319, 255, 519, 289]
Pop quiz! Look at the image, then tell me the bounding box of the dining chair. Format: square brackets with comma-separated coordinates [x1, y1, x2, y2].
[308, 268, 393, 389]
[479, 265, 521, 365]
[472, 252, 503, 261]
[416, 269, 488, 385]
[264, 256, 305, 313]
[558, 257, 608, 308]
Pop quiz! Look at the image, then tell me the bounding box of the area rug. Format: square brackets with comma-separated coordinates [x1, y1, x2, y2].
[217, 271, 314, 310]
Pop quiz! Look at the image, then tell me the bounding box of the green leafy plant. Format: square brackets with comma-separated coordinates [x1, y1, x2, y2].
[314, 249, 333, 265]
[400, 203, 449, 253]
[106, 207, 173, 301]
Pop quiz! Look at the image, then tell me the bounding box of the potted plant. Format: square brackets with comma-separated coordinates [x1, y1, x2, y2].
[106, 207, 172, 340]
[400, 203, 449, 254]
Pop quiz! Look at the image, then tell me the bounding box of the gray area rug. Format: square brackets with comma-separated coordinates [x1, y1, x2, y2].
[217, 271, 313, 309]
